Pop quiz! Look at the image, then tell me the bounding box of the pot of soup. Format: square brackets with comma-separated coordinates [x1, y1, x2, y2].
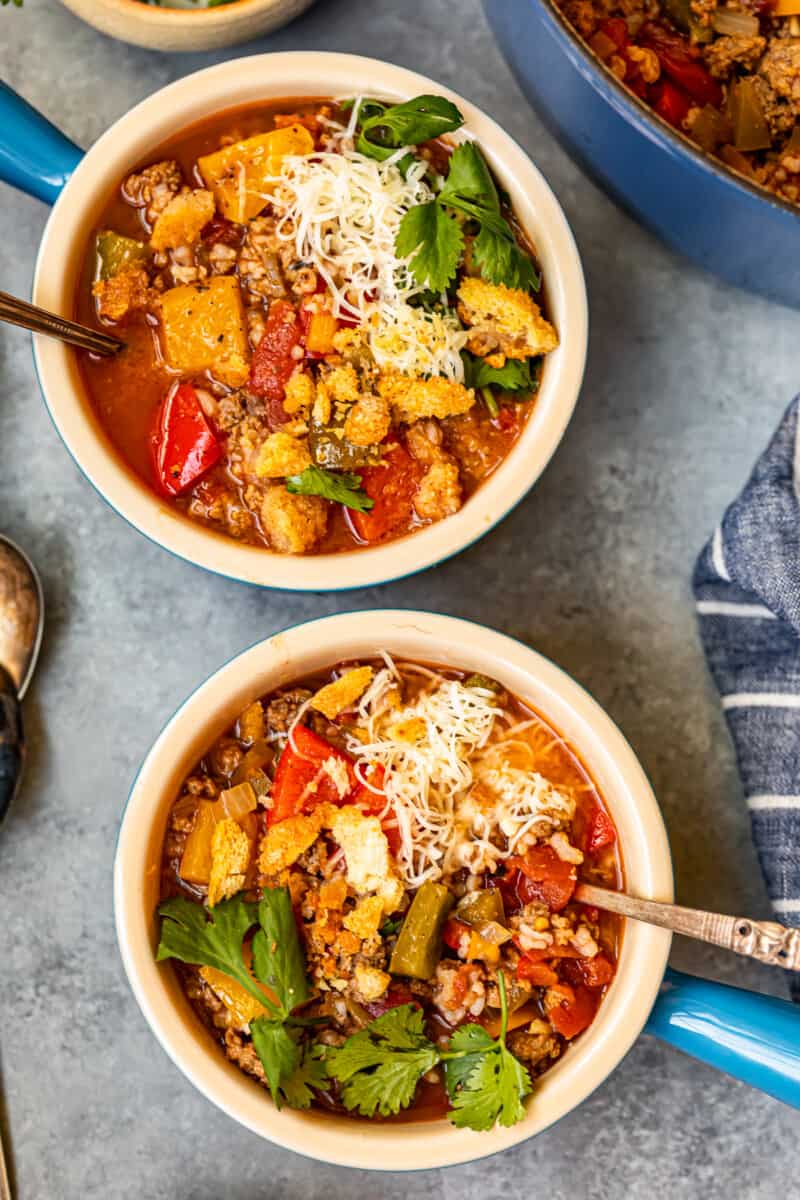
[114, 611, 800, 1168]
[0, 55, 587, 590]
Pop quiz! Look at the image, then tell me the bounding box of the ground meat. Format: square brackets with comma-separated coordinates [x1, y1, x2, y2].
[277, 246, 319, 296]
[507, 1024, 561, 1074]
[122, 159, 183, 226]
[209, 737, 244, 778]
[752, 74, 797, 137]
[224, 1029, 267, 1083]
[184, 971, 232, 1031]
[406, 420, 445, 466]
[238, 217, 287, 302]
[265, 688, 313, 733]
[168, 242, 207, 287]
[759, 38, 800, 111]
[216, 391, 246, 432]
[414, 460, 462, 522]
[703, 34, 766, 79]
[185, 773, 218, 797]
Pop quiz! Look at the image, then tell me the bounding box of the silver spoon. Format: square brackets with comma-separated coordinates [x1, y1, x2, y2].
[0, 291, 124, 357]
[0, 535, 44, 824]
[576, 882, 800, 970]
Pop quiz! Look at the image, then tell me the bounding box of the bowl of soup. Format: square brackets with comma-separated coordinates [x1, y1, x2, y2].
[59, 0, 315, 53]
[114, 610, 673, 1168]
[2, 53, 587, 589]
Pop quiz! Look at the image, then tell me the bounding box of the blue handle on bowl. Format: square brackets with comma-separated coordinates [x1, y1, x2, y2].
[646, 967, 800, 1108]
[0, 81, 82, 205]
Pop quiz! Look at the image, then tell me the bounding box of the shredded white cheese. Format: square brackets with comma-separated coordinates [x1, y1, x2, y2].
[262, 100, 468, 381]
[345, 657, 577, 889]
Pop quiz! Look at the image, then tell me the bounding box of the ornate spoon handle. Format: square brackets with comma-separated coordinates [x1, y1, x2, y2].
[575, 882, 800, 970]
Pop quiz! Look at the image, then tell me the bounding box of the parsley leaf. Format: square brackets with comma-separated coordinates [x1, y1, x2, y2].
[444, 972, 532, 1131]
[156, 894, 266, 1010]
[462, 353, 540, 394]
[396, 200, 464, 293]
[321, 1004, 439, 1118]
[280, 1043, 329, 1109]
[357, 95, 464, 163]
[252, 887, 311, 1017]
[285, 465, 374, 512]
[251, 1019, 302, 1107]
[472, 224, 540, 293]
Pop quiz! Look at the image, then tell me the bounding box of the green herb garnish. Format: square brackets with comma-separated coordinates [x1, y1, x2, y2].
[379, 916, 403, 937]
[356, 95, 464, 175]
[285, 465, 374, 512]
[319, 972, 532, 1131]
[157, 888, 315, 1109]
[463, 353, 540, 394]
[398, 140, 540, 295]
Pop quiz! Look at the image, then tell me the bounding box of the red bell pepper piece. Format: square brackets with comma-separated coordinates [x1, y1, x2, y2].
[442, 918, 472, 956]
[270, 725, 355, 823]
[248, 298, 302, 426]
[516, 955, 559, 988]
[562, 953, 616, 991]
[151, 382, 222, 497]
[348, 443, 423, 543]
[650, 78, 692, 128]
[640, 23, 722, 107]
[584, 806, 617, 856]
[547, 983, 598, 1039]
[506, 845, 577, 912]
[599, 17, 629, 50]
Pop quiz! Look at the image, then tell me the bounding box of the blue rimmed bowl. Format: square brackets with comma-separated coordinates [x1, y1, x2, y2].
[0, 53, 587, 591]
[484, 0, 800, 308]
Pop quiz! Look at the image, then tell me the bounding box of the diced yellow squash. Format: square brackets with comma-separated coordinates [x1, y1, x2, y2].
[151, 189, 215, 252]
[305, 311, 338, 355]
[198, 125, 314, 223]
[310, 666, 374, 720]
[180, 801, 216, 884]
[199, 965, 270, 1028]
[158, 275, 249, 387]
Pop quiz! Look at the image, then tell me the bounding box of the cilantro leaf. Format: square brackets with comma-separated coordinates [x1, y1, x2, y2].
[156, 895, 268, 1010]
[472, 224, 540, 292]
[285, 465, 374, 512]
[396, 200, 464, 292]
[280, 1043, 329, 1110]
[438, 142, 501, 223]
[462, 353, 540, 394]
[444, 972, 532, 1132]
[448, 1044, 531, 1131]
[321, 1004, 439, 1118]
[358, 95, 463, 160]
[251, 887, 311, 1018]
[250, 1018, 301, 1107]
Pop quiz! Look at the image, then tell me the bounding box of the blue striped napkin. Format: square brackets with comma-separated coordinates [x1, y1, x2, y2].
[693, 397, 800, 1000]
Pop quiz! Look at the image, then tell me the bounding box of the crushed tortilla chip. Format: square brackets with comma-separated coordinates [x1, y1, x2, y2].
[207, 818, 252, 907]
[310, 667, 374, 720]
[343, 894, 385, 939]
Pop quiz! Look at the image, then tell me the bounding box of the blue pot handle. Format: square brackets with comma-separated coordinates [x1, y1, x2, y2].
[0, 81, 83, 205]
[646, 967, 800, 1108]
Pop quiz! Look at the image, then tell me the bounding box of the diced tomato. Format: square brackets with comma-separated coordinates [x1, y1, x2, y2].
[649, 78, 692, 128]
[248, 298, 302, 426]
[506, 846, 577, 912]
[496, 407, 519, 433]
[562, 954, 616, 991]
[442, 918, 471, 955]
[270, 725, 357, 823]
[201, 216, 243, 246]
[512, 943, 580, 962]
[640, 23, 722, 107]
[547, 983, 598, 1039]
[151, 382, 222, 497]
[348, 443, 423, 543]
[363, 983, 415, 1019]
[516, 955, 559, 988]
[583, 806, 617, 856]
[598, 16, 629, 50]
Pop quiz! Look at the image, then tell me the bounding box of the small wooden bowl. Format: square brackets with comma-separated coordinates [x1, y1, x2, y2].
[59, 0, 315, 52]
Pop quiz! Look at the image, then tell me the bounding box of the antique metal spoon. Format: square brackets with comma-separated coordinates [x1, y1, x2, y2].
[0, 291, 123, 357]
[0, 535, 44, 824]
[576, 882, 800, 970]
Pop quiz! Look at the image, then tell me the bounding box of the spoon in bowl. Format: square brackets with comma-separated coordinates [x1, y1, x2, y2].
[0, 535, 44, 824]
[576, 882, 800, 970]
[0, 290, 123, 356]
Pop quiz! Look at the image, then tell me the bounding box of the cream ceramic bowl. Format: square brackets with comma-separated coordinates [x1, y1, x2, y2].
[59, 0, 315, 53]
[31, 53, 587, 591]
[114, 610, 673, 1169]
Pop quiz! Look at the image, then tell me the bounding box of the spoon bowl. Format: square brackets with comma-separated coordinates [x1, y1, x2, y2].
[0, 535, 44, 823]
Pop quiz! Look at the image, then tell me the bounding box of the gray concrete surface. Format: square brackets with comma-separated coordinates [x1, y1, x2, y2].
[1, 1, 798, 1196]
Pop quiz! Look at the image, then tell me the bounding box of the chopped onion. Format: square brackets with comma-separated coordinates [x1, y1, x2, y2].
[711, 9, 760, 36]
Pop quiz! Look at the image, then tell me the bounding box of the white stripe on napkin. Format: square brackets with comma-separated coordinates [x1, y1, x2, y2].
[696, 601, 776, 619]
[747, 795, 800, 810]
[711, 526, 731, 582]
[722, 693, 800, 710]
[772, 899, 800, 914]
